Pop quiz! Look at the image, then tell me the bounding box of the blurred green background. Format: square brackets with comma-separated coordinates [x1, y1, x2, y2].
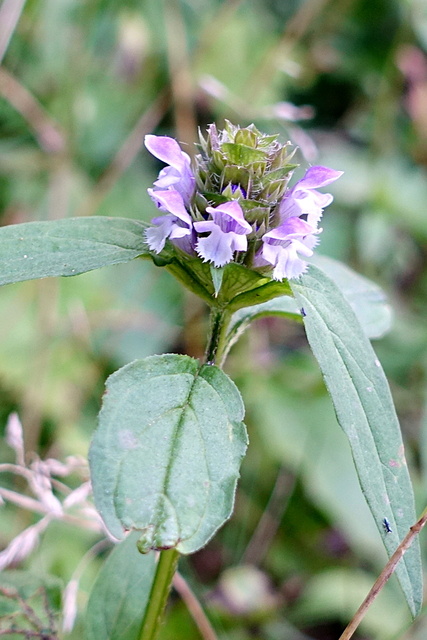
[1, 0, 427, 638]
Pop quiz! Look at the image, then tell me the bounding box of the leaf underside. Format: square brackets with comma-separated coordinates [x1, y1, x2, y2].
[89, 354, 248, 555]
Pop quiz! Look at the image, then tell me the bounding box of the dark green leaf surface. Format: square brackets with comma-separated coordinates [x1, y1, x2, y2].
[89, 354, 248, 554]
[291, 265, 422, 616]
[0, 217, 149, 286]
[85, 533, 155, 640]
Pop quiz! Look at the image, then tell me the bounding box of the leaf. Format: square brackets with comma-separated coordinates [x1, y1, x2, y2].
[226, 296, 302, 354]
[290, 265, 422, 616]
[311, 254, 392, 339]
[89, 354, 248, 555]
[225, 256, 391, 353]
[0, 217, 150, 286]
[165, 257, 292, 310]
[85, 533, 156, 640]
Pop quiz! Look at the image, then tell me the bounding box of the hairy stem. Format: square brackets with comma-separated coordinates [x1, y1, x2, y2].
[205, 308, 231, 367]
[138, 549, 180, 640]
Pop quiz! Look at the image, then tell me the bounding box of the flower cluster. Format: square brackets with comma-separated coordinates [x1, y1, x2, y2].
[145, 122, 342, 280]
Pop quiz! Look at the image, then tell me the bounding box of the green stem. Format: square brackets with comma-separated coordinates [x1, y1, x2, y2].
[205, 307, 231, 367]
[138, 549, 180, 640]
[138, 309, 231, 640]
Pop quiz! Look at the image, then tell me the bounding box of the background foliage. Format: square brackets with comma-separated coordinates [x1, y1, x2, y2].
[1, 0, 427, 638]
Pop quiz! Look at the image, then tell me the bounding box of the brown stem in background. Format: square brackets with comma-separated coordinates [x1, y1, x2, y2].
[338, 511, 427, 640]
[242, 466, 295, 566]
[76, 89, 170, 217]
[173, 572, 218, 640]
[0, 67, 66, 153]
[244, 0, 329, 103]
[162, 0, 198, 149]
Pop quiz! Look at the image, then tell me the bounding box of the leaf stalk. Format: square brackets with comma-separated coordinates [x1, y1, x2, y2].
[138, 549, 180, 640]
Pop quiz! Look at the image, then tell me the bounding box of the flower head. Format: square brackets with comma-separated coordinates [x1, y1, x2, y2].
[144, 124, 342, 281]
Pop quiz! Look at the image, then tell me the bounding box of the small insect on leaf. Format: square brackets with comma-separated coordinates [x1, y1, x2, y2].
[383, 517, 393, 533]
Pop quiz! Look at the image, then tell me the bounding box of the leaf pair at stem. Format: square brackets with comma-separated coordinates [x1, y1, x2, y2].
[0, 214, 422, 638]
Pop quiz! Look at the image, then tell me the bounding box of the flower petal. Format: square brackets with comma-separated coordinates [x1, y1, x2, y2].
[145, 135, 190, 171]
[196, 227, 234, 267]
[145, 217, 174, 253]
[264, 217, 314, 242]
[147, 189, 192, 225]
[297, 166, 343, 189]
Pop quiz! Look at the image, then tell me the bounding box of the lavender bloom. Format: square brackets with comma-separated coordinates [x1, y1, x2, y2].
[279, 165, 343, 227]
[256, 165, 343, 280]
[145, 189, 194, 254]
[144, 126, 343, 282]
[255, 217, 319, 280]
[194, 201, 252, 267]
[145, 135, 195, 205]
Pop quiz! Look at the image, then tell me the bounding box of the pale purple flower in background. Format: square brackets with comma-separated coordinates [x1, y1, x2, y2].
[145, 135, 195, 205]
[145, 189, 194, 255]
[194, 201, 252, 267]
[256, 165, 343, 280]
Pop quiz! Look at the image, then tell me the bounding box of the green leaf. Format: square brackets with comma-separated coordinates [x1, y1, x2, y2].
[89, 354, 248, 555]
[225, 296, 302, 358]
[164, 257, 292, 310]
[290, 265, 422, 616]
[311, 254, 392, 339]
[85, 533, 156, 640]
[0, 217, 149, 286]
[225, 256, 391, 353]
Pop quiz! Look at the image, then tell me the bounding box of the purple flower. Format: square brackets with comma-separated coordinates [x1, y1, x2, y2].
[145, 135, 195, 205]
[145, 189, 194, 254]
[279, 165, 343, 227]
[194, 201, 252, 267]
[255, 217, 319, 280]
[256, 165, 343, 280]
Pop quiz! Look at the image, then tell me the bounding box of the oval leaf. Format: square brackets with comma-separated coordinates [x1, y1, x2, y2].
[89, 354, 248, 555]
[85, 533, 156, 640]
[0, 217, 149, 286]
[290, 265, 422, 616]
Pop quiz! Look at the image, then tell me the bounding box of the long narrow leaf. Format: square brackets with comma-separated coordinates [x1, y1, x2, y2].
[291, 265, 422, 616]
[0, 217, 149, 286]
